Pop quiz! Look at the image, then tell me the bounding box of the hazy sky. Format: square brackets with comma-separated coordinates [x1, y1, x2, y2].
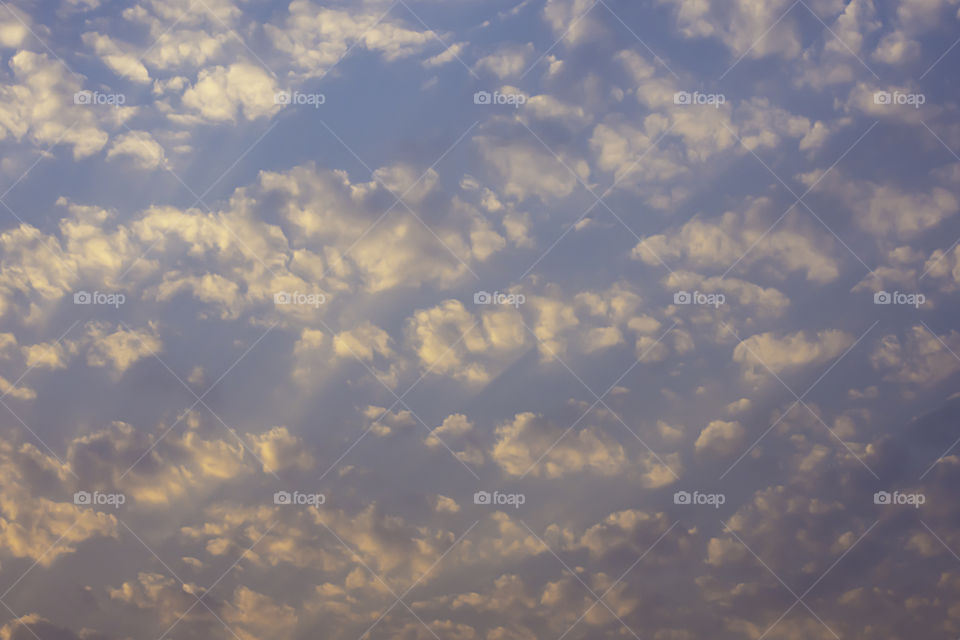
[1, 0, 960, 638]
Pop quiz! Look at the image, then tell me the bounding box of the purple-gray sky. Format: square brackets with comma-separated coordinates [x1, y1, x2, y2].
[1, 0, 959, 638]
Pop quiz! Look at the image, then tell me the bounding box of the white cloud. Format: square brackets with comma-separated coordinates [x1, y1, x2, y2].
[181, 63, 279, 122]
[0, 52, 110, 158]
[634, 197, 841, 283]
[476, 44, 535, 78]
[84, 322, 162, 374]
[871, 325, 960, 386]
[695, 420, 746, 456]
[492, 412, 625, 478]
[659, 0, 802, 59]
[266, 1, 436, 77]
[477, 135, 588, 201]
[82, 32, 151, 83]
[106, 130, 167, 169]
[733, 329, 854, 382]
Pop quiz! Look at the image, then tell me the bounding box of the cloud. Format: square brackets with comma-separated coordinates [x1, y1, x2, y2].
[0, 52, 110, 158]
[633, 197, 841, 283]
[106, 130, 166, 169]
[871, 325, 960, 386]
[0, 614, 109, 640]
[695, 420, 746, 456]
[84, 322, 162, 374]
[732, 329, 854, 382]
[0, 438, 118, 566]
[476, 44, 535, 78]
[491, 412, 627, 479]
[181, 64, 279, 122]
[265, 1, 437, 77]
[82, 32, 151, 83]
[245, 426, 313, 473]
[477, 135, 588, 201]
[405, 300, 490, 384]
[659, 0, 802, 59]
[0, 7, 30, 48]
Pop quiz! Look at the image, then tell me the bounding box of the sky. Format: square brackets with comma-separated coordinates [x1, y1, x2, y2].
[0, 0, 959, 638]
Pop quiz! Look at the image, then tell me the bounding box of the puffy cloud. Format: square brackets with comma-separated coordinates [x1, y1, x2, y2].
[542, 0, 607, 45]
[65, 420, 254, 506]
[84, 322, 162, 374]
[108, 572, 197, 625]
[82, 32, 150, 83]
[0, 376, 35, 400]
[0, 52, 110, 158]
[434, 495, 460, 513]
[333, 322, 394, 362]
[491, 412, 626, 478]
[405, 300, 491, 384]
[809, 170, 959, 239]
[21, 341, 69, 370]
[695, 420, 746, 456]
[0, 614, 109, 640]
[732, 329, 854, 382]
[871, 325, 960, 386]
[0, 438, 118, 565]
[0, 7, 30, 48]
[223, 586, 299, 640]
[659, 0, 802, 59]
[106, 130, 167, 169]
[873, 30, 922, 63]
[634, 197, 841, 283]
[662, 271, 791, 318]
[476, 44, 535, 78]
[245, 426, 313, 473]
[477, 135, 588, 201]
[423, 42, 467, 68]
[181, 64, 279, 122]
[265, 0, 437, 77]
[424, 413, 483, 465]
[363, 405, 416, 437]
